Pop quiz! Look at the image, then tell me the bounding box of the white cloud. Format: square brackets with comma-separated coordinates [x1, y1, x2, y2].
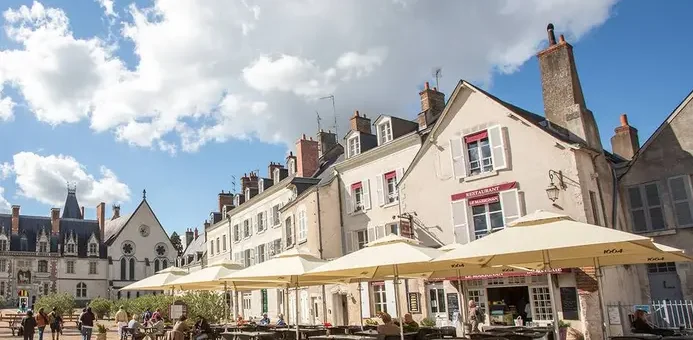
[0, 0, 618, 152]
[0, 162, 13, 180]
[8, 152, 131, 207]
[0, 187, 10, 213]
[95, 0, 117, 18]
[0, 86, 15, 122]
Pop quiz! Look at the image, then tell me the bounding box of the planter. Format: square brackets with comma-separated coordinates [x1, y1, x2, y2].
[559, 327, 568, 340]
[96, 333, 107, 340]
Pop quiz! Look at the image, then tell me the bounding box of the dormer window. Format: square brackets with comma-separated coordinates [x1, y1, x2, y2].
[273, 168, 281, 183]
[288, 158, 296, 176]
[89, 243, 98, 255]
[347, 135, 361, 158]
[377, 120, 392, 145]
[20, 234, 28, 251]
[37, 229, 49, 253]
[245, 187, 250, 201]
[39, 242, 48, 253]
[234, 195, 240, 206]
[259, 179, 265, 193]
[0, 237, 7, 251]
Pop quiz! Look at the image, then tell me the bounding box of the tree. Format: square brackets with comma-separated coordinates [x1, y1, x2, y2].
[34, 293, 75, 316]
[170, 231, 184, 255]
[89, 298, 114, 318]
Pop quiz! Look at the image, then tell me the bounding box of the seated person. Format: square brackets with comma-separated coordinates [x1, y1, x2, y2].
[276, 314, 287, 327]
[168, 316, 189, 340]
[193, 317, 212, 340]
[150, 315, 166, 336]
[259, 314, 270, 326]
[401, 314, 419, 332]
[128, 314, 146, 340]
[632, 310, 675, 336]
[376, 313, 400, 336]
[236, 315, 245, 326]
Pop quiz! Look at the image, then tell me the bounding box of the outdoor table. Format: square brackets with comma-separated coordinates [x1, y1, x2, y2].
[221, 331, 277, 340]
[310, 335, 375, 340]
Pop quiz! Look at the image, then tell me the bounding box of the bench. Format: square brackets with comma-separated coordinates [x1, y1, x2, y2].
[0, 313, 26, 336]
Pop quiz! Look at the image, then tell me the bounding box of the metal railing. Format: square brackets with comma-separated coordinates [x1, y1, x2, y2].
[608, 300, 693, 331]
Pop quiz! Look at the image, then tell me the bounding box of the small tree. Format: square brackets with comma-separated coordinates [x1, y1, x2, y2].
[182, 291, 226, 323]
[170, 232, 184, 256]
[34, 293, 75, 316]
[89, 298, 114, 318]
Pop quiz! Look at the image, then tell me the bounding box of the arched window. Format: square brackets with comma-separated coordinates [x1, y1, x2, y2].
[120, 258, 126, 280]
[154, 259, 160, 273]
[162, 259, 168, 269]
[76, 282, 87, 298]
[129, 258, 135, 280]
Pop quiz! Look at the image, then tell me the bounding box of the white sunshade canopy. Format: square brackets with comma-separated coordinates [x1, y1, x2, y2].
[120, 266, 188, 291]
[221, 248, 335, 286]
[165, 259, 245, 290]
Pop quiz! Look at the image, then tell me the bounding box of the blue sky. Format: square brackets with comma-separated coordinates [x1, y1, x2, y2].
[0, 0, 691, 236]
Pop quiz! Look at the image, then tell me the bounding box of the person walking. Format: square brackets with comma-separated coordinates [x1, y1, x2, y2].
[79, 307, 96, 340]
[114, 306, 128, 339]
[36, 308, 49, 340]
[21, 310, 38, 340]
[467, 300, 482, 333]
[48, 308, 63, 340]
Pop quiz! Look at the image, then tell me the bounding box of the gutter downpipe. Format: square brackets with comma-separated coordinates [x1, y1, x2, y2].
[589, 151, 610, 338]
[316, 185, 328, 325]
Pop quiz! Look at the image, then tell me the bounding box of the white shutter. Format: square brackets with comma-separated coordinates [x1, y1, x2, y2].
[250, 216, 255, 236]
[241, 251, 247, 267]
[451, 200, 469, 244]
[263, 211, 268, 231]
[500, 189, 522, 226]
[363, 179, 372, 210]
[268, 208, 274, 227]
[360, 283, 371, 318]
[384, 280, 398, 315]
[367, 227, 375, 244]
[264, 243, 270, 261]
[488, 125, 508, 171]
[346, 186, 354, 214]
[250, 249, 256, 265]
[376, 174, 385, 206]
[449, 138, 466, 178]
[396, 168, 404, 185]
[375, 225, 385, 240]
[345, 231, 353, 253]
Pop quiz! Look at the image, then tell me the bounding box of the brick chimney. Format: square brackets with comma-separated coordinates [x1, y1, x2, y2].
[316, 130, 337, 158]
[611, 114, 640, 160]
[218, 191, 234, 213]
[349, 111, 371, 134]
[112, 205, 120, 220]
[240, 173, 259, 193]
[96, 202, 105, 241]
[51, 208, 60, 235]
[296, 134, 319, 177]
[80, 206, 85, 219]
[194, 227, 200, 239]
[537, 23, 602, 150]
[268, 162, 284, 180]
[185, 228, 194, 247]
[11, 205, 19, 234]
[417, 82, 446, 130]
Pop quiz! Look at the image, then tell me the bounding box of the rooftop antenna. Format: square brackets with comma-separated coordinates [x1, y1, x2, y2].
[432, 67, 443, 89]
[316, 110, 322, 131]
[231, 175, 236, 193]
[319, 95, 337, 134]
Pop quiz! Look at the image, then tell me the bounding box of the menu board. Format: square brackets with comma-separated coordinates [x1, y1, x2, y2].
[169, 301, 187, 320]
[408, 292, 421, 314]
[447, 293, 460, 321]
[560, 287, 579, 320]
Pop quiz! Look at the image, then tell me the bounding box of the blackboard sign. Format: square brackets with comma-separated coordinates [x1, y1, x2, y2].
[261, 289, 268, 314]
[446, 293, 460, 321]
[560, 287, 579, 320]
[408, 292, 421, 314]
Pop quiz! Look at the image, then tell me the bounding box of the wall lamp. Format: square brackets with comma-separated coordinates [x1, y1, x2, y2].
[546, 170, 567, 202]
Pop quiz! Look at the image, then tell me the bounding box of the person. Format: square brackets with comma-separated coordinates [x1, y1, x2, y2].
[632, 310, 674, 336]
[79, 307, 96, 340]
[165, 315, 189, 340]
[259, 314, 270, 325]
[276, 314, 286, 327]
[467, 300, 482, 333]
[150, 315, 166, 337]
[152, 309, 162, 322]
[401, 313, 419, 332]
[376, 313, 400, 336]
[48, 308, 63, 340]
[193, 317, 211, 340]
[35, 308, 49, 340]
[235, 315, 245, 326]
[524, 302, 532, 324]
[22, 310, 38, 340]
[114, 306, 128, 339]
[128, 315, 145, 340]
[142, 309, 153, 324]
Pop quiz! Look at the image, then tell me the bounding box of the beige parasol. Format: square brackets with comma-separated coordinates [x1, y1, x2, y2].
[120, 266, 188, 291]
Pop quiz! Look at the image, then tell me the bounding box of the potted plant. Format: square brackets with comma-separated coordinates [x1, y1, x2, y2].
[95, 323, 108, 340]
[420, 317, 436, 327]
[558, 320, 571, 340]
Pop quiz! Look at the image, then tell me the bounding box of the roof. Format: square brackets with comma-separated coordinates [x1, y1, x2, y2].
[103, 198, 170, 246]
[62, 190, 82, 219]
[182, 232, 206, 257]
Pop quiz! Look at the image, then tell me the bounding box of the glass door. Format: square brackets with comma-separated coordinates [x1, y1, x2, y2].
[427, 283, 447, 323]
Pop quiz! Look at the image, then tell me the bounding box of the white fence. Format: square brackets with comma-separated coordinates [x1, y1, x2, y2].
[649, 300, 693, 329]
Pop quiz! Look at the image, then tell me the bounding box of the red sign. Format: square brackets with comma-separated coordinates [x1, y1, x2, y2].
[451, 182, 517, 201]
[468, 195, 499, 206]
[400, 219, 413, 238]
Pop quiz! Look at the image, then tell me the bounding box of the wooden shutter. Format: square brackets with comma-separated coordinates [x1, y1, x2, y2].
[488, 125, 508, 171]
[500, 189, 522, 226]
[345, 186, 354, 214]
[360, 282, 371, 317]
[396, 168, 404, 185]
[375, 225, 386, 239]
[264, 243, 270, 261]
[449, 138, 466, 178]
[451, 200, 469, 244]
[384, 280, 398, 315]
[367, 227, 375, 244]
[363, 179, 372, 210]
[376, 174, 385, 206]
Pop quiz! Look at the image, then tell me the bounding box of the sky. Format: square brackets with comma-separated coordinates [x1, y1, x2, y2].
[0, 0, 692, 236]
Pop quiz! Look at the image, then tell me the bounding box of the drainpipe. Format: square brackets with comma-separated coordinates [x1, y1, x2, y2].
[316, 185, 328, 324]
[610, 167, 619, 229]
[590, 153, 610, 229]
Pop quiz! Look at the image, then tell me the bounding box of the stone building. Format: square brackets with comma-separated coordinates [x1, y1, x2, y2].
[178, 227, 206, 273]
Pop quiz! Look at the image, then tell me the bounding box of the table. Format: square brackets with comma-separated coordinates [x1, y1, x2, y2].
[310, 336, 375, 340]
[221, 331, 276, 340]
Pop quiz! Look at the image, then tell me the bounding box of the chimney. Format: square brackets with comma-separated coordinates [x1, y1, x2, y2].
[316, 130, 337, 158]
[218, 191, 234, 214]
[417, 82, 446, 130]
[50, 208, 60, 235]
[80, 206, 85, 219]
[349, 110, 371, 134]
[240, 173, 259, 193]
[537, 23, 602, 150]
[611, 114, 640, 160]
[112, 205, 121, 220]
[296, 134, 319, 177]
[96, 202, 105, 241]
[11, 205, 19, 234]
[185, 228, 194, 247]
[194, 227, 199, 240]
[268, 162, 284, 180]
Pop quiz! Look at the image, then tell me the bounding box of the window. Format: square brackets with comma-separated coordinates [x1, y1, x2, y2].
[257, 212, 266, 232]
[66, 243, 76, 254]
[162, 259, 168, 269]
[285, 217, 294, 247]
[530, 286, 554, 321]
[39, 241, 48, 253]
[466, 132, 493, 175]
[372, 284, 387, 314]
[472, 201, 504, 239]
[154, 259, 160, 272]
[243, 249, 254, 267]
[272, 205, 281, 226]
[387, 223, 400, 236]
[210, 242, 214, 256]
[89, 243, 97, 255]
[348, 136, 361, 158]
[120, 258, 126, 279]
[356, 230, 368, 250]
[76, 282, 87, 298]
[647, 262, 677, 273]
[20, 235, 28, 251]
[384, 172, 398, 203]
[89, 261, 97, 275]
[216, 238, 220, 253]
[627, 183, 665, 232]
[429, 288, 447, 313]
[273, 169, 281, 184]
[0, 282, 5, 296]
[378, 121, 392, 145]
[668, 176, 693, 228]
[0, 239, 6, 251]
[589, 191, 601, 226]
[233, 224, 240, 242]
[467, 289, 486, 315]
[0, 259, 5, 271]
[129, 258, 135, 280]
[43, 283, 49, 295]
[243, 219, 251, 238]
[243, 293, 252, 310]
[222, 235, 227, 251]
[257, 244, 266, 263]
[272, 239, 282, 256]
[38, 260, 48, 273]
[297, 209, 307, 241]
[67, 260, 75, 274]
[351, 183, 364, 212]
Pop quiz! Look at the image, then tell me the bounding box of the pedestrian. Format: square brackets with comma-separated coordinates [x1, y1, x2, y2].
[48, 308, 63, 340]
[79, 307, 96, 340]
[467, 300, 483, 333]
[36, 308, 49, 340]
[21, 310, 37, 340]
[114, 306, 128, 338]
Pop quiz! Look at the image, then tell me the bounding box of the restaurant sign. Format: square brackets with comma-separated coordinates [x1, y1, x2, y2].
[451, 182, 517, 202]
[429, 268, 568, 282]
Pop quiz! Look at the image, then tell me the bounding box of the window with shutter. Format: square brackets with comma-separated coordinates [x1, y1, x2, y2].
[363, 179, 372, 210]
[360, 282, 371, 317]
[668, 176, 693, 228]
[500, 189, 521, 226]
[449, 138, 466, 178]
[487, 125, 508, 170]
[375, 225, 386, 239]
[627, 183, 665, 232]
[451, 200, 469, 244]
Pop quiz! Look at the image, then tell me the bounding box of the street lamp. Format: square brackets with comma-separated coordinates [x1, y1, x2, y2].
[546, 170, 566, 202]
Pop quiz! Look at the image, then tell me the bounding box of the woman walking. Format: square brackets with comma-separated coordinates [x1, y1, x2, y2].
[79, 307, 96, 340]
[36, 308, 49, 340]
[48, 308, 63, 340]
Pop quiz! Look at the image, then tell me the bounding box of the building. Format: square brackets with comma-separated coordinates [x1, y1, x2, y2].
[615, 90, 693, 301]
[0, 186, 108, 307]
[398, 25, 636, 339]
[178, 227, 206, 273]
[104, 190, 177, 299]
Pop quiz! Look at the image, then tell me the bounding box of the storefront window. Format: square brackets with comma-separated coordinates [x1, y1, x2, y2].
[472, 202, 504, 239]
[530, 287, 554, 321]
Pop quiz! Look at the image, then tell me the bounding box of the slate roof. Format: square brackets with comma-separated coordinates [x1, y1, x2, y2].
[59, 218, 107, 258]
[104, 214, 132, 244]
[62, 190, 82, 219]
[182, 232, 206, 257]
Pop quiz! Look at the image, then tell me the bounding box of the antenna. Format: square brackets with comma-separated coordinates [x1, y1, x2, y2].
[432, 67, 443, 89]
[316, 111, 322, 131]
[231, 175, 236, 193]
[319, 95, 337, 134]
